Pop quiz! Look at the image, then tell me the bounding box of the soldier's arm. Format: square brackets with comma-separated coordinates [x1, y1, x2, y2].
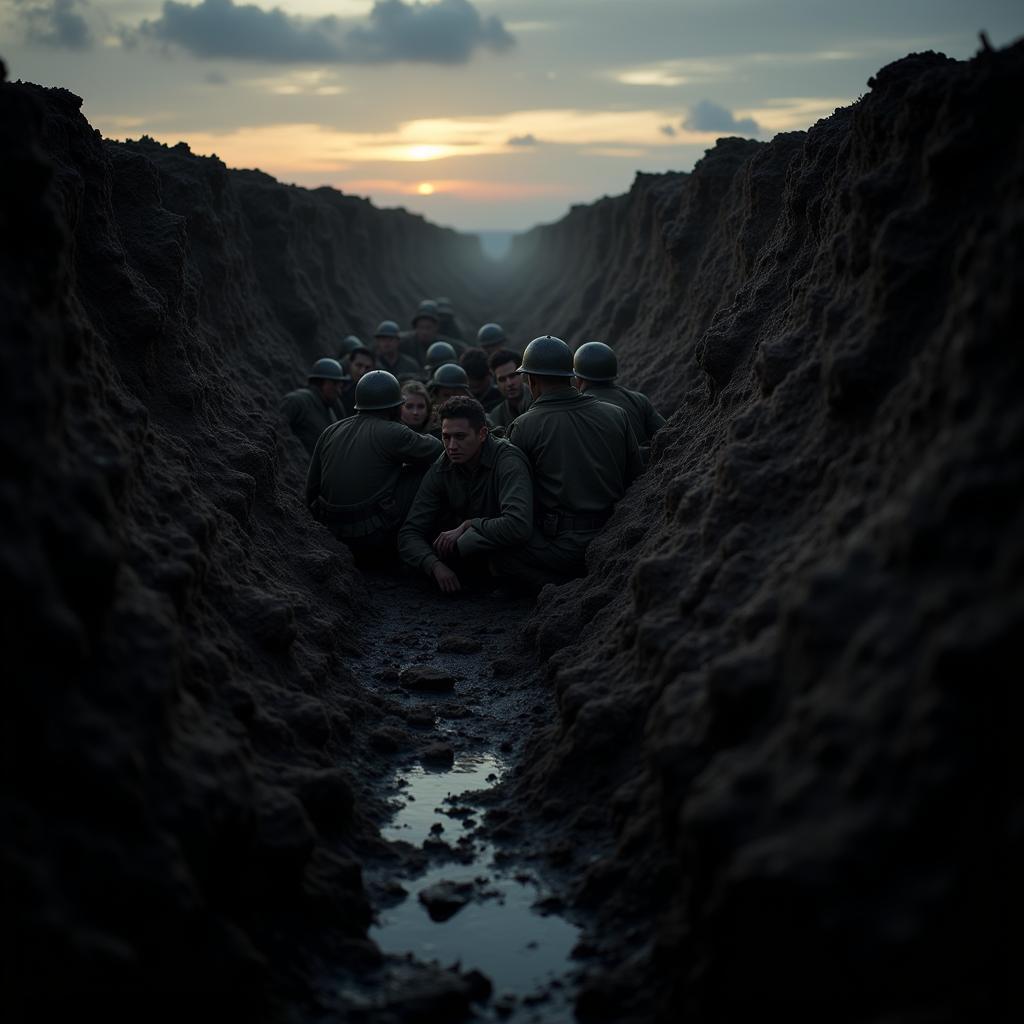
[458, 451, 534, 557]
[398, 464, 446, 574]
[391, 423, 444, 464]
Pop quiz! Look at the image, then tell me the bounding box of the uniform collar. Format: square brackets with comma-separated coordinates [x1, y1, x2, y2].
[532, 385, 581, 405]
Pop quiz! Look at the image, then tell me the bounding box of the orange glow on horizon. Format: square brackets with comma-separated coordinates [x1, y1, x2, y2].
[417, 182, 435, 195]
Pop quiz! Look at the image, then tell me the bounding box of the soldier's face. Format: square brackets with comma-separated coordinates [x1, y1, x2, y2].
[376, 336, 399, 360]
[415, 317, 439, 342]
[442, 417, 487, 464]
[349, 354, 374, 382]
[401, 393, 428, 428]
[494, 361, 521, 400]
[321, 380, 341, 402]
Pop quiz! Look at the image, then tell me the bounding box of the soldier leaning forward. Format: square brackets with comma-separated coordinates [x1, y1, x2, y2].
[280, 358, 348, 456]
[493, 335, 642, 589]
[306, 370, 442, 559]
[399, 396, 533, 594]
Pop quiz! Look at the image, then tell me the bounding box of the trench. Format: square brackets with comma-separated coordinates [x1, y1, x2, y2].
[326, 570, 590, 1021]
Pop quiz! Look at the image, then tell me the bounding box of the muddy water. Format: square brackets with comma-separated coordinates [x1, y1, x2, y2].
[356, 572, 586, 1021]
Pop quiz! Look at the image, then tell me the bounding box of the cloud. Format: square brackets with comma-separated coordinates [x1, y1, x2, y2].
[136, 0, 515, 65]
[659, 124, 676, 137]
[19, 0, 93, 50]
[507, 133, 538, 146]
[683, 99, 760, 136]
[203, 69, 227, 84]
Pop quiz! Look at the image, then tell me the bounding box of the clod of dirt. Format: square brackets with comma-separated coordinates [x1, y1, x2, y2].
[421, 742, 456, 767]
[437, 634, 484, 654]
[400, 665, 456, 692]
[418, 880, 474, 921]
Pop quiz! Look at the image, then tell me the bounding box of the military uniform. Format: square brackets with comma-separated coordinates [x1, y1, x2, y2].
[585, 383, 665, 445]
[496, 386, 642, 586]
[306, 415, 442, 547]
[377, 350, 424, 381]
[280, 386, 339, 456]
[488, 390, 532, 430]
[398, 436, 533, 576]
[470, 383, 504, 412]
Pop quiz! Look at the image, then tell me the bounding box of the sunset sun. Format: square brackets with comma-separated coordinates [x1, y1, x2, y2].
[417, 182, 435, 195]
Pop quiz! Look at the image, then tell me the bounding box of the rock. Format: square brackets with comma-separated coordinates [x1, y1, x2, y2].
[418, 880, 473, 921]
[421, 742, 455, 767]
[400, 665, 456, 692]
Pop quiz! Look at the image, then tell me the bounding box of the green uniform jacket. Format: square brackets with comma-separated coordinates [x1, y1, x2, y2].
[507, 386, 642, 517]
[489, 390, 532, 430]
[306, 415, 442, 532]
[398, 436, 534, 575]
[377, 351, 424, 381]
[585, 383, 666, 445]
[280, 386, 338, 456]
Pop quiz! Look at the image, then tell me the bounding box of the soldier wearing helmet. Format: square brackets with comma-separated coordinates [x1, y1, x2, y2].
[399, 396, 533, 594]
[280, 357, 348, 455]
[435, 296, 464, 341]
[306, 370, 442, 561]
[340, 343, 376, 416]
[491, 335, 642, 588]
[424, 340, 458, 380]
[374, 319, 422, 380]
[400, 298, 463, 367]
[573, 341, 665, 458]
[476, 322, 513, 355]
[426, 362, 473, 437]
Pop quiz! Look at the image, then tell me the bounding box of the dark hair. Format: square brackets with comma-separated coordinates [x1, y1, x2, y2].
[459, 347, 491, 381]
[348, 347, 374, 364]
[438, 396, 487, 431]
[488, 348, 520, 372]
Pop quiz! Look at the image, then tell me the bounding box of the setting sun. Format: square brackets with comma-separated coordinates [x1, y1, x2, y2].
[417, 182, 436, 195]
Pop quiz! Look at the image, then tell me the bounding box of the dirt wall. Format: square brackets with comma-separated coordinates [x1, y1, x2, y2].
[0, 80, 487, 1016]
[497, 45, 1022, 1023]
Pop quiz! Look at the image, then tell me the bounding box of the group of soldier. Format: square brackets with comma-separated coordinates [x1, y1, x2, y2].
[280, 297, 665, 594]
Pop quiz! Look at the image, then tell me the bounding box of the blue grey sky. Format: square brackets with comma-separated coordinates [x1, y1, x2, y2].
[4, 1, 1022, 230]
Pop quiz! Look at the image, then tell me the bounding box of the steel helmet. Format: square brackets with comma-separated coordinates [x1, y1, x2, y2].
[308, 357, 347, 382]
[436, 296, 454, 316]
[374, 319, 401, 339]
[354, 370, 404, 410]
[573, 341, 618, 382]
[412, 299, 440, 326]
[517, 335, 574, 377]
[431, 363, 470, 390]
[425, 340, 458, 366]
[338, 335, 364, 357]
[477, 323, 506, 348]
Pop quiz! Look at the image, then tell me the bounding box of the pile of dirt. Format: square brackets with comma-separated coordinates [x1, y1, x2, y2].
[0, 79, 489, 1016]
[496, 44, 1022, 1022]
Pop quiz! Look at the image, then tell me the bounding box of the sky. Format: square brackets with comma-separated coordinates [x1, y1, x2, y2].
[4, 1, 1023, 233]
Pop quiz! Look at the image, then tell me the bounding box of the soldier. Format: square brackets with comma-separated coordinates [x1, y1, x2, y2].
[340, 345, 376, 416]
[399, 396, 533, 594]
[573, 341, 666, 457]
[488, 348, 532, 430]
[400, 299, 462, 367]
[424, 340, 458, 381]
[306, 371, 442, 561]
[426, 363, 473, 437]
[337, 335, 364, 361]
[280, 357, 347, 455]
[494, 335, 642, 588]
[476, 322, 514, 357]
[436, 296, 464, 341]
[460, 347, 503, 411]
[374, 319, 422, 380]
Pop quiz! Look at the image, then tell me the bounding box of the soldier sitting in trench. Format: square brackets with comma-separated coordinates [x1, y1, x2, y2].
[279, 357, 347, 456]
[573, 341, 665, 461]
[306, 370, 442, 563]
[492, 335, 642, 590]
[487, 347, 532, 431]
[398, 396, 533, 594]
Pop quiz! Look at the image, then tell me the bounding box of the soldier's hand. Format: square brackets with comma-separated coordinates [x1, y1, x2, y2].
[431, 562, 461, 594]
[433, 522, 469, 557]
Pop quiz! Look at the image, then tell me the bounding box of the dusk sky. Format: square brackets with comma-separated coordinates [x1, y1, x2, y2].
[5, 1, 1023, 232]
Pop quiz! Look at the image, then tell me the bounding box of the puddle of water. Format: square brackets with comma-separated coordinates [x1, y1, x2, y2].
[371, 753, 580, 1019]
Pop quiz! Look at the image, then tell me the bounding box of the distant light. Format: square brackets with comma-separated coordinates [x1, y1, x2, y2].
[408, 145, 446, 161]
[417, 182, 435, 196]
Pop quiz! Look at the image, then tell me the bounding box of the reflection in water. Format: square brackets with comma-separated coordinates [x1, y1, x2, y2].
[372, 753, 579, 1016]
